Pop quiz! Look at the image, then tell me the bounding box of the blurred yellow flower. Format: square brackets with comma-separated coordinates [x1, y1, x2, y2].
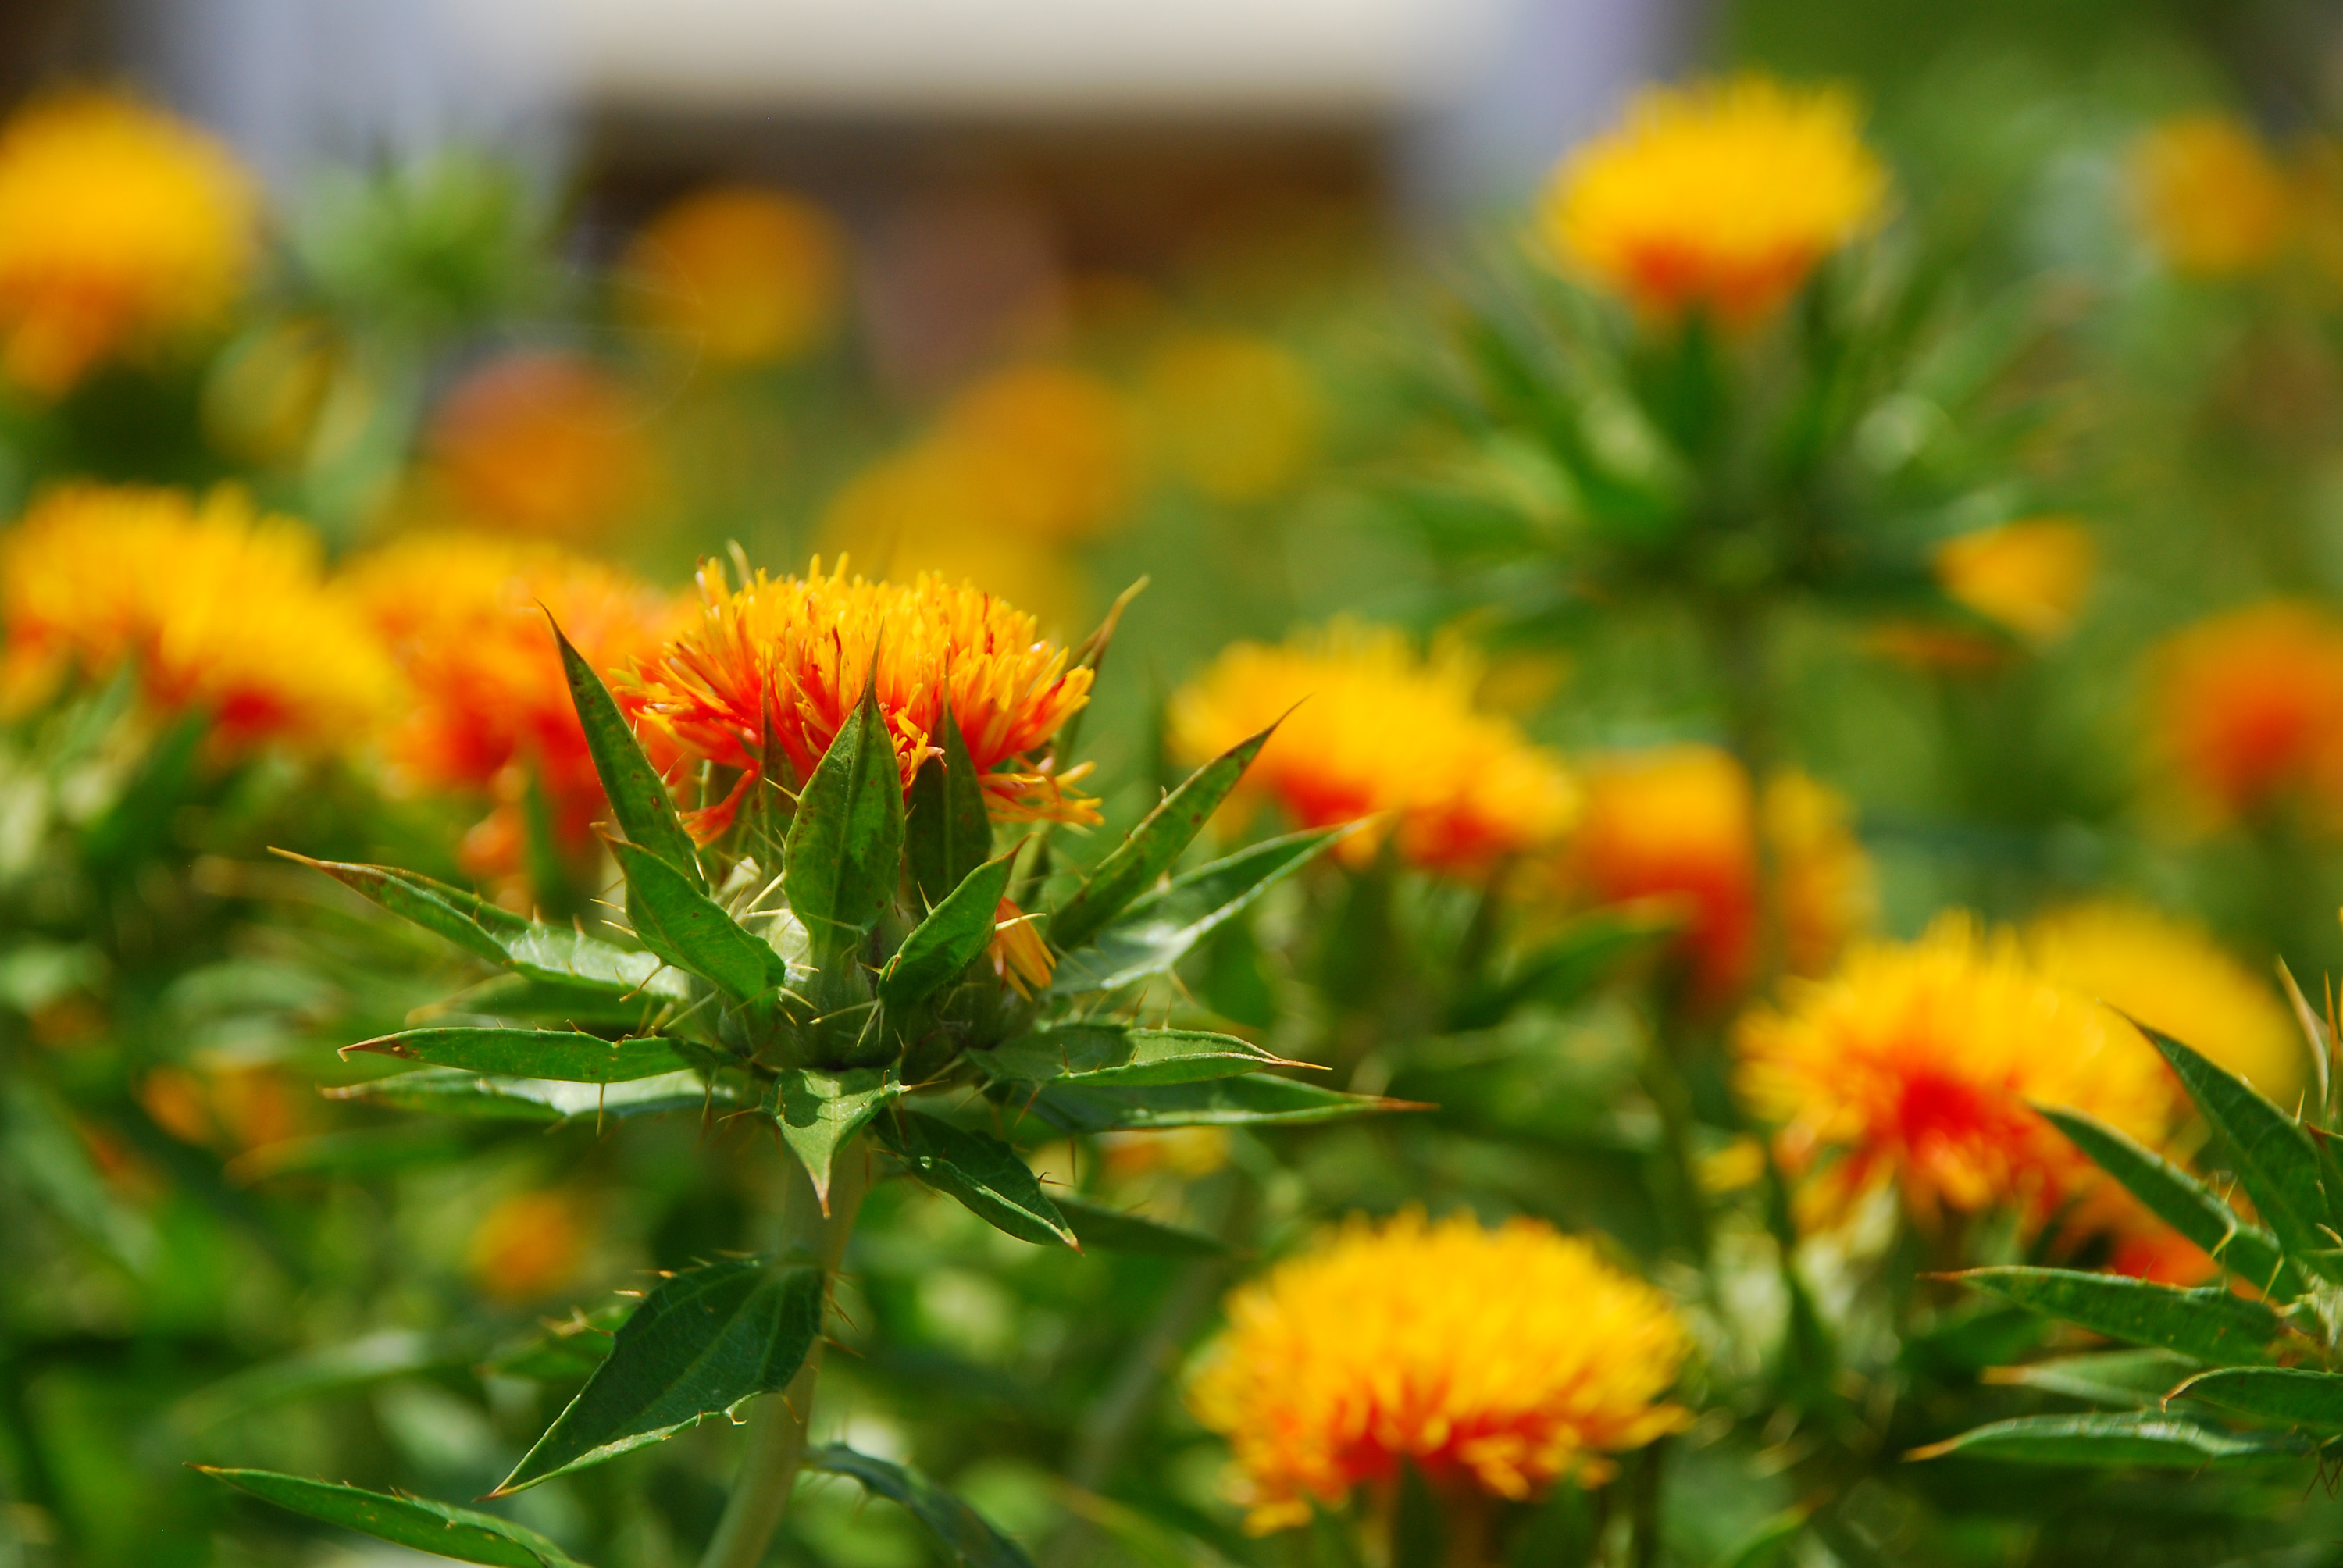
[936, 363, 1136, 540]
[821, 444, 1085, 634]
[2027, 900, 2308, 1111]
[1187, 1209, 1689, 1533]
[626, 185, 847, 367]
[0, 483, 392, 752]
[1167, 623, 1578, 878]
[619, 558, 1095, 839]
[1737, 914, 2171, 1228]
[139, 1063, 308, 1155]
[423, 353, 653, 538]
[2132, 114, 2291, 279]
[1540, 77, 1888, 324]
[1141, 333, 1320, 502]
[0, 91, 260, 397]
[466, 1191, 587, 1303]
[1567, 747, 1871, 1003]
[1935, 516, 2095, 645]
[2148, 599, 2343, 832]
[1102, 1125, 1230, 1181]
[343, 533, 686, 882]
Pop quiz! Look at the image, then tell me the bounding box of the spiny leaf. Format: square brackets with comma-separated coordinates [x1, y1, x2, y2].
[804, 1445, 1035, 1568]
[1907, 1413, 2311, 1466]
[274, 852, 515, 964]
[1055, 1195, 1224, 1256]
[2038, 1107, 2295, 1295]
[325, 1069, 745, 1124]
[979, 1023, 1300, 1086]
[344, 1029, 690, 1085]
[481, 1306, 627, 1381]
[195, 1469, 587, 1567]
[494, 1259, 824, 1493]
[1980, 1349, 2199, 1409]
[1011, 1074, 1428, 1134]
[2170, 1366, 2343, 1433]
[551, 618, 704, 889]
[1049, 826, 1350, 996]
[874, 1110, 1075, 1248]
[1046, 718, 1282, 953]
[608, 839, 789, 1002]
[1956, 1267, 2284, 1367]
[879, 852, 1015, 1014]
[2131, 1017, 2343, 1285]
[783, 674, 906, 964]
[907, 693, 992, 908]
[771, 1067, 897, 1211]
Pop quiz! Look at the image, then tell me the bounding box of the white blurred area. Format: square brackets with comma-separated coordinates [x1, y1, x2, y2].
[128, 0, 1685, 215]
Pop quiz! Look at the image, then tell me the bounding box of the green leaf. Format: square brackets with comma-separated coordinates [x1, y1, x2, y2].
[772, 1067, 897, 1210]
[1957, 1267, 2284, 1366]
[276, 852, 515, 964]
[2170, 1366, 2343, 1432]
[979, 1023, 1298, 1086]
[1012, 1074, 1426, 1133]
[173, 1331, 452, 1432]
[1906, 1413, 2309, 1466]
[1049, 827, 1349, 995]
[783, 675, 907, 964]
[2039, 1107, 2295, 1294]
[2134, 1018, 2343, 1285]
[443, 972, 670, 1028]
[494, 1259, 824, 1494]
[1981, 1349, 2199, 1408]
[551, 618, 703, 889]
[1055, 1196, 1224, 1256]
[608, 839, 788, 1002]
[804, 1445, 1034, 1568]
[1446, 903, 1680, 1031]
[873, 1110, 1075, 1248]
[1045, 719, 1282, 953]
[879, 852, 1016, 1014]
[326, 1068, 744, 1124]
[483, 1306, 627, 1381]
[195, 1470, 587, 1567]
[907, 694, 993, 908]
[344, 1028, 690, 1084]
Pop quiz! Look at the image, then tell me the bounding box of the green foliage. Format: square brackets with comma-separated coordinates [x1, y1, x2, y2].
[199, 1469, 590, 1567]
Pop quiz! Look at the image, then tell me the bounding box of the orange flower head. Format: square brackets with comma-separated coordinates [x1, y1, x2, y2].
[933, 363, 1136, 541]
[1568, 747, 1871, 1001]
[1540, 77, 1888, 324]
[626, 184, 847, 366]
[466, 1190, 586, 1303]
[343, 533, 687, 878]
[2149, 600, 2343, 831]
[423, 353, 652, 537]
[0, 483, 393, 751]
[1141, 333, 1321, 503]
[2027, 900, 2309, 1114]
[1166, 623, 1578, 878]
[1936, 517, 2095, 645]
[0, 91, 261, 395]
[619, 557, 1096, 839]
[1187, 1209, 1690, 1534]
[2132, 115, 2291, 278]
[1736, 914, 2173, 1228]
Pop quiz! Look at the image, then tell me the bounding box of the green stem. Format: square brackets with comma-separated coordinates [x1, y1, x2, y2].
[697, 1142, 870, 1568]
[1706, 596, 1785, 989]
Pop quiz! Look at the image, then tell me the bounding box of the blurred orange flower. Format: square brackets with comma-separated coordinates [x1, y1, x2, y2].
[1188, 1209, 1689, 1533]
[821, 442, 1085, 633]
[1540, 77, 1888, 324]
[1166, 623, 1578, 878]
[466, 1191, 587, 1303]
[2148, 600, 2343, 831]
[626, 185, 847, 367]
[0, 91, 260, 396]
[934, 363, 1136, 540]
[2132, 115, 2291, 278]
[0, 483, 393, 752]
[423, 354, 653, 537]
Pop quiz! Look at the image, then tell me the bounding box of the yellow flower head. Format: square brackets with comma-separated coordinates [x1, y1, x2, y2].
[618, 558, 1095, 839]
[1141, 333, 1321, 503]
[1540, 77, 1888, 324]
[1188, 1209, 1690, 1534]
[1936, 516, 2095, 645]
[423, 353, 653, 538]
[2148, 600, 2343, 832]
[343, 533, 686, 878]
[0, 91, 261, 396]
[0, 483, 392, 752]
[2027, 900, 2308, 1113]
[2132, 115, 2291, 278]
[466, 1190, 586, 1303]
[1736, 914, 2173, 1228]
[1567, 747, 1872, 1003]
[1167, 623, 1578, 878]
[626, 185, 847, 366]
[933, 363, 1136, 541]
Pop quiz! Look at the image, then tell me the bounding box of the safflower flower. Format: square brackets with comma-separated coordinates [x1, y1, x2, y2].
[422, 353, 652, 538]
[2148, 600, 2343, 832]
[624, 185, 847, 366]
[2132, 114, 2291, 278]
